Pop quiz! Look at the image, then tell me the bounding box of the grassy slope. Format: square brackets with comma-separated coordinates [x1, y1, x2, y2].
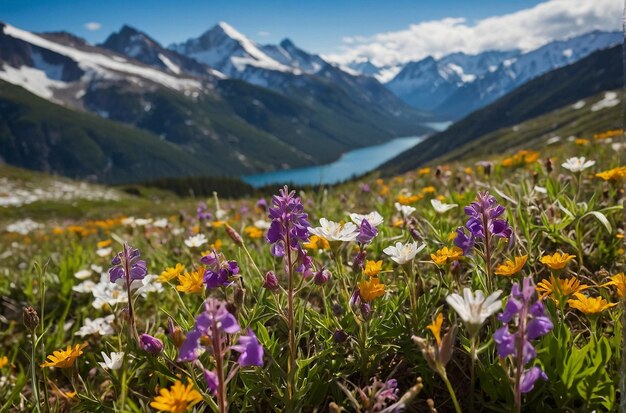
[380, 45, 623, 175]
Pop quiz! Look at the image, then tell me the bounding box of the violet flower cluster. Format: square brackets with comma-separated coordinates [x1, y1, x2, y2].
[455, 192, 512, 255]
[109, 243, 147, 283]
[201, 251, 239, 289]
[494, 276, 553, 394]
[357, 219, 378, 244]
[267, 186, 313, 276]
[197, 202, 213, 221]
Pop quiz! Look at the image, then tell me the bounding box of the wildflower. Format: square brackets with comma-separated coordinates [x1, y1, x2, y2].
[603, 272, 626, 298]
[184, 234, 208, 248]
[446, 289, 502, 337]
[97, 247, 113, 257]
[158, 263, 185, 283]
[353, 250, 367, 269]
[349, 211, 384, 227]
[358, 277, 385, 302]
[75, 315, 115, 337]
[595, 166, 626, 181]
[74, 269, 92, 280]
[231, 329, 264, 367]
[422, 186, 436, 194]
[303, 235, 330, 250]
[203, 369, 219, 395]
[356, 219, 378, 244]
[109, 243, 147, 283]
[23, 306, 39, 331]
[396, 193, 421, 204]
[540, 252, 575, 270]
[561, 157, 595, 172]
[536, 275, 588, 304]
[178, 298, 241, 362]
[201, 252, 239, 289]
[197, 203, 213, 220]
[394, 202, 416, 218]
[494, 277, 552, 397]
[139, 334, 164, 355]
[494, 255, 528, 276]
[431, 199, 458, 213]
[244, 226, 264, 239]
[427, 313, 444, 346]
[567, 293, 617, 314]
[0, 356, 9, 368]
[418, 167, 431, 175]
[314, 268, 331, 285]
[97, 239, 112, 248]
[575, 138, 590, 145]
[99, 351, 124, 370]
[455, 192, 511, 255]
[364, 260, 383, 277]
[263, 271, 280, 291]
[176, 267, 205, 294]
[41, 343, 87, 368]
[430, 246, 463, 266]
[308, 218, 359, 242]
[150, 380, 203, 413]
[383, 241, 425, 265]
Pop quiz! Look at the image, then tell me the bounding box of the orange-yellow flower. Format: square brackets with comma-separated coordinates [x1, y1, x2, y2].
[150, 380, 203, 413]
[536, 274, 588, 304]
[494, 255, 528, 276]
[0, 356, 8, 368]
[41, 343, 87, 368]
[430, 246, 463, 266]
[596, 166, 626, 181]
[575, 138, 590, 145]
[159, 263, 185, 283]
[567, 293, 617, 314]
[176, 267, 205, 294]
[303, 235, 330, 250]
[540, 252, 576, 270]
[97, 239, 112, 248]
[396, 194, 421, 205]
[418, 167, 431, 175]
[358, 277, 385, 302]
[364, 260, 383, 277]
[603, 272, 626, 298]
[421, 186, 436, 194]
[244, 226, 264, 239]
[427, 313, 444, 346]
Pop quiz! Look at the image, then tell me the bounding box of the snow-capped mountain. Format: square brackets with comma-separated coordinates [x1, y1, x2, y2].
[260, 38, 327, 73]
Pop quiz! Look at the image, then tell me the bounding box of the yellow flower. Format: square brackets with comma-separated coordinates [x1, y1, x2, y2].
[593, 129, 623, 140]
[536, 274, 588, 304]
[41, 343, 87, 368]
[364, 260, 383, 277]
[0, 356, 8, 368]
[52, 227, 65, 235]
[64, 391, 77, 399]
[430, 246, 463, 266]
[495, 255, 528, 276]
[596, 166, 626, 181]
[211, 221, 226, 228]
[159, 263, 185, 283]
[603, 272, 626, 298]
[464, 167, 473, 175]
[427, 313, 443, 346]
[396, 194, 421, 205]
[176, 267, 205, 294]
[567, 293, 617, 314]
[96, 239, 112, 248]
[358, 277, 385, 302]
[421, 186, 436, 194]
[303, 235, 330, 250]
[150, 380, 203, 413]
[447, 231, 457, 241]
[540, 252, 576, 270]
[391, 219, 405, 228]
[418, 167, 431, 175]
[575, 138, 590, 145]
[244, 226, 264, 239]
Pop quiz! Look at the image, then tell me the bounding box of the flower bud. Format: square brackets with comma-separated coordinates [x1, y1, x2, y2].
[23, 306, 39, 331]
[360, 302, 372, 321]
[225, 224, 243, 246]
[352, 250, 366, 270]
[314, 268, 331, 285]
[139, 333, 163, 355]
[168, 318, 186, 349]
[332, 329, 349, 343]
[263, 271, 279, 291]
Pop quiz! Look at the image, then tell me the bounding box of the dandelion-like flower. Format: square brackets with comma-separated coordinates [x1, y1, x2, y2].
[364, 260, 383, 277]
[603, 272, 626, 298]
[159, 263, 185, 283]
[540, 252, 576, 270]
[495, 255, 528, 276]
[536, 275, 588, 304]
[446, 289, 502, 337]
[567, 293, 617, 314]
[41, 343, 87, 368]
[150, 380, 203, 413]
[358, 277, 385, 302]
[431, 246, 463, 266]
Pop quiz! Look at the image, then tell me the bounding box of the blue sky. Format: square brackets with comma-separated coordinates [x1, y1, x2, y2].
[1, 0, 546, 54]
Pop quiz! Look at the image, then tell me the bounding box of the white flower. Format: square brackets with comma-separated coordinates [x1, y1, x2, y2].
[91, 264, 103, 274]
[612, 142, 624, 152]
[72, 280, 96, 294]
[99, 351, 125, 370]
[96, 247, 112, 257]
[349, 211, 384, 227]
[122, 217, 136, 226]
[5, 219, 43, 235]
[394, 202, 416, 218]
[134, 274, 164, 296]
[561, 157, 595, 172]
[74, 269, 92, 280]
[75, 315, 115, 337]
[533, 185, 547, 194]
[152, 218, 169, 228]
[134, 218, 152, 226]
[446, 288, 502, 335]
[383, 241, 425, 265]
[184, 234, 208, 248]
[308, 218, 359, 242]
[92, 281, 127, 309]
[253, 220, 271, 230]
[430, 199, 458, 214]
[546, 136, 561, 145]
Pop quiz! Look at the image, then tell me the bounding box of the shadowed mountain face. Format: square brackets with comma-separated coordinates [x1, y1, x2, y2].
[0, 22, 434, 183]
[380, 44, 624, 175]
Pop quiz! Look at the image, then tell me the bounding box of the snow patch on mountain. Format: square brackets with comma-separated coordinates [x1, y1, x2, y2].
[591, 91, 620, 112]
[0, 63, 68, 100]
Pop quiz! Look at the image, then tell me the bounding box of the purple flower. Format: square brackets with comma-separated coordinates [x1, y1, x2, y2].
[267, 186, 310, 253]
[108, 243, 147, 283]
[263, 271, 279, 291]
[314, 268, 331, 285]
[454, 227, 475, 255]
[203, 369, 219, 395]
[256, 198, 268, 212]
[359, 183, 371, 192]
[231, 329, 264, 367]
[178, 298, 241, 362]
[455, 192, 512, 255]
[197, 202, 213, 221]
[201, 252, 239, 289]
[357, 219, 378, 244]
[520, 366, 548, 393]
[139, 333, 163, 355]
[353, 250, 367, 270]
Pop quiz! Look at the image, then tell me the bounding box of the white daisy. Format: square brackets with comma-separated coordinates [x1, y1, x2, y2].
[184, 234, 208, 248]
[152, 218, 169, 228]
[383, 241, 425, 265]
[99, 351, 125, 370]
[75, 315, 115, 337]
[308, 218, 359, 242]
[446, 288, 502, 336]
[561, 157, 595, 173]
[394, 202, 416, 218]
[349, 211, 384, 227]
[74, 269, 92, 280]
[96, 247, 112, 257]
[430, 199, 458, 214]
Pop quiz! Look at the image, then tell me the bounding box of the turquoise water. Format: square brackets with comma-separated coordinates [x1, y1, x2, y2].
[242, 136, 424, 187]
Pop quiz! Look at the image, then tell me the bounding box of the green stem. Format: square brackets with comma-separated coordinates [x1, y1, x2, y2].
[285, 232, 296, 412]
[440, 369, 462, 413]
[470, 337, 477, 413]
[30, 332, 41, 413]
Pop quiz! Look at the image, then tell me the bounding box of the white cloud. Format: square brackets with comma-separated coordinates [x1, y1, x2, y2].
[325, 0, 622, 67]
[84, 22, 102, 31]
[258, 31, 270, 37]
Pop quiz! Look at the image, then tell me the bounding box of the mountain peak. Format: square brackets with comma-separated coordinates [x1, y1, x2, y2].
[280, 38, 295, 49]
